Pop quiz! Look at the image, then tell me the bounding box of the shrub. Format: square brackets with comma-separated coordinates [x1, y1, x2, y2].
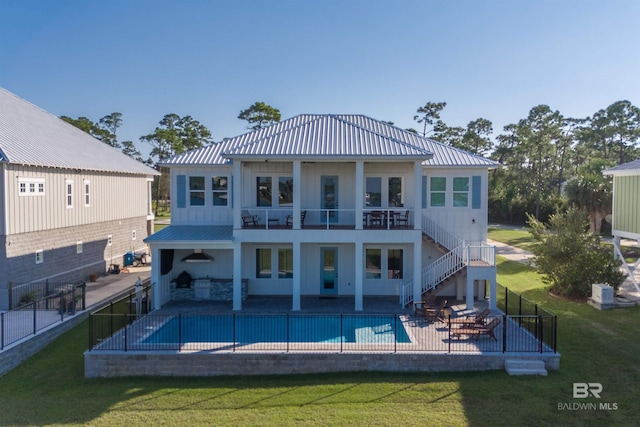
[527, 208, 625, 299]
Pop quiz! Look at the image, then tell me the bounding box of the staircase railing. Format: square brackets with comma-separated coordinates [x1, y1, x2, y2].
[421, 215, 462, 251]
[401, 216, 466, 307]
[401, 216, 496, 307]
[422, 244, 466, 293]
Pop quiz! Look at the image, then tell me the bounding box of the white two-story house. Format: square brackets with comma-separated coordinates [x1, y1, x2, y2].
[145, 114, 498, 312]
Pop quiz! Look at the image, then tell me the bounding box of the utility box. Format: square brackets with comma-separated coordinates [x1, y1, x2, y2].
[592, 283, 614, 304]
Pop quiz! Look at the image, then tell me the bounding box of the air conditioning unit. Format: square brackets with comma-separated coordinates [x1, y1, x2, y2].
[592, 283, 614, 304]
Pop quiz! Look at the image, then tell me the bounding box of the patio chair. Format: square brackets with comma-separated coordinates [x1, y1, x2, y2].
[394, 210, 410, 228]
[450, 317, 501, 341]
[422, 298, 448, 323]
[448, 308, 491, 328]
[413, 293, 437, 316]
[285, 210, 307, 227]
[241, 210, 260, 227]
[369, 211, 384, 228]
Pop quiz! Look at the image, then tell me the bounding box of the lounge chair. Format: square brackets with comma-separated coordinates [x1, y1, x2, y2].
[241, 210, 260, 227]
[448, 308, 491, 328]
[450, 317, 501, 341]
[422, 298, 447, 323]
[413, 293, 437, 316]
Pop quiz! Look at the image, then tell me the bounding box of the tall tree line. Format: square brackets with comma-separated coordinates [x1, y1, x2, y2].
[414, 100, 640, 229]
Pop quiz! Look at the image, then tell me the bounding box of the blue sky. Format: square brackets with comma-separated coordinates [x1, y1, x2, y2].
[2, 0, 639, 157]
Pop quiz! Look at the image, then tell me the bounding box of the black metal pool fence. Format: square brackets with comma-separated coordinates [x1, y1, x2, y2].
[1, 282, 85, 350]
[89, 311, 557, 354]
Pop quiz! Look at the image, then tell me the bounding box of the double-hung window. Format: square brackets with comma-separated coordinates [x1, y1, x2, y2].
[212, 176, 228, 206]
[65, 180, 73, 208]
[83, 180, 90, 207]
[430, 177, 446, 207]
[453, 177, 469, 207]
[189, 176, 205, 206]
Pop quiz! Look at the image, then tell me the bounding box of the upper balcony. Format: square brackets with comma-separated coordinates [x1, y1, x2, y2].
[239, 208, 415, 230]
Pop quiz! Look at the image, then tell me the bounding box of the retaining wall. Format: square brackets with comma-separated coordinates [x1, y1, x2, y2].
[85, 351, 560, 377]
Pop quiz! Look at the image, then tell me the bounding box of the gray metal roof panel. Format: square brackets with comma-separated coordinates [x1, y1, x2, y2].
[603, 159, 640, 174]
[161, 114, 498, 168]
[0, 87, 159, 175]
[144, 225, 234, 243]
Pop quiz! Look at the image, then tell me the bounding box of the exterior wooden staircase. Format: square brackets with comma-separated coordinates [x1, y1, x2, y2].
[400, 215, 495, 307]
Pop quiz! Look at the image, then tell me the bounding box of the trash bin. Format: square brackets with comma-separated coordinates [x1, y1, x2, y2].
[124, 252, 134, 266]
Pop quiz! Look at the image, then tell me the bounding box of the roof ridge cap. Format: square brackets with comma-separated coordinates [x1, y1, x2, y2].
[223, 114, 324, 154]
[331, 115, 432, 156]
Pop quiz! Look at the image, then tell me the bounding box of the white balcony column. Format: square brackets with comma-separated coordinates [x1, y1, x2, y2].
[151, 246, 162, 310]
[292, 241, 301, 311]
[355, 242, 363, 311]
[413, 160, 422, 230]
[465, 275, 474, 311]
[233, 242, 242, 311]
[355, 160, 364, 230]
[232, 160, 242, 229]
[293, 160, 301, 229]
[413, 238, 422, 303]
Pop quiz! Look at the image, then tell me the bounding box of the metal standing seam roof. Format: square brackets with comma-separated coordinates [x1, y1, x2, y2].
[143, 225, 234, 243]
[162, 114, 497, 168]
[603, 159, 640, 175]
[0, 87, 159, 175]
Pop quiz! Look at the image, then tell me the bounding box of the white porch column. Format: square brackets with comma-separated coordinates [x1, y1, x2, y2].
[293, 160, 302, 229]
[413, 160, 422, 230]
[233, 242, 242, 311]
[413, 238, 422, 304]
[355, 242, 363, 311]
[355, 160, 364, 230]
[465, 276, 475, 311]
[292, 241, 301, 311]
[151, 246, 162, 310]
[232, 160, 242, 229]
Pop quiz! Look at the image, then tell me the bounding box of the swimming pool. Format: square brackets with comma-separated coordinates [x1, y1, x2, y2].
[142, 314, 411, 344]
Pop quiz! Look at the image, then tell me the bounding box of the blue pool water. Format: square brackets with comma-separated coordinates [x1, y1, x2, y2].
[142, 315, 411, 344]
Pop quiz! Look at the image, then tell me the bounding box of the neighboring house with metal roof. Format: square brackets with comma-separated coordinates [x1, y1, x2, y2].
[145, 114, 499, 311]
[603, 159, 640, 292]
[0, 87, 159, 310]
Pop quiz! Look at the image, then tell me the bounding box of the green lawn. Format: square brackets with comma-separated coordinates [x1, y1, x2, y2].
[1, 259, 639, 426]
[487, 226, 536, 251]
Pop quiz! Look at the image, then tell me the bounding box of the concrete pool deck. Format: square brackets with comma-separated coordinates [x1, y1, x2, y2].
[85, 298, 560, 377]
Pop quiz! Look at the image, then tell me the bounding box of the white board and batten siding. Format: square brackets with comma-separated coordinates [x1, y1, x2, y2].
[170, 165, 234, 226]
[421, 168, 489, 243]
[6, 164, 151, 235]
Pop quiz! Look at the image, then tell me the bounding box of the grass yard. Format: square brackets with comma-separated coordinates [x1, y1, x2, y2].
[1, 259, 639, 426]
[487, 226, 536, 251]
